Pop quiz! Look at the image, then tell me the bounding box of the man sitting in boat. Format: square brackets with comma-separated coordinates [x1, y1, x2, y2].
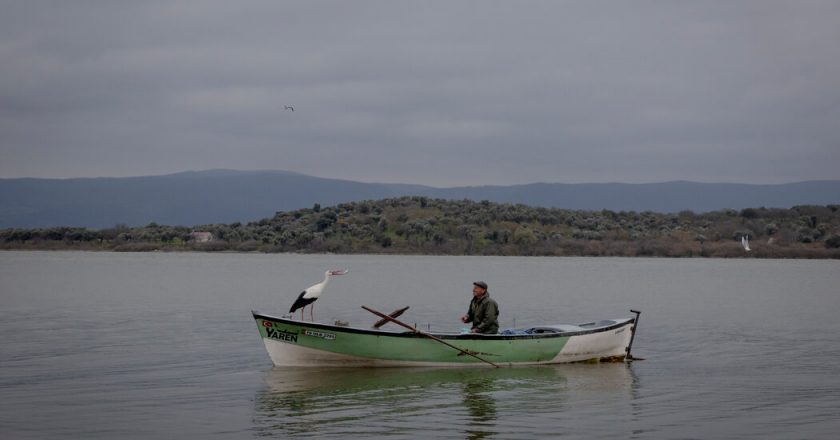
[460, 281, 499, 334]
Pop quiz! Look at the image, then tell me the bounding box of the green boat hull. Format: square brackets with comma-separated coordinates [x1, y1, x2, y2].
[253, 311, 636, 367]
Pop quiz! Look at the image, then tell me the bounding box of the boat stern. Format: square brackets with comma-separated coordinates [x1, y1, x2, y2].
[551, 318, 636, 363]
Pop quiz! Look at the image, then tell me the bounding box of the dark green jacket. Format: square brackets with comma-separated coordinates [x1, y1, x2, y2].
[465, 294, 499, 334]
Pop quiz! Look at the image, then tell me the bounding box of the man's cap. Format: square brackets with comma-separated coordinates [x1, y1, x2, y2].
[473, 281, 488, 290]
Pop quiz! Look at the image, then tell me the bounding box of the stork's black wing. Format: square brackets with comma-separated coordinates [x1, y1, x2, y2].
[289, 290, 316, 313]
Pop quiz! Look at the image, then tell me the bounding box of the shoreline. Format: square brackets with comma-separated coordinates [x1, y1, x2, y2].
[2, 242, 837, 259]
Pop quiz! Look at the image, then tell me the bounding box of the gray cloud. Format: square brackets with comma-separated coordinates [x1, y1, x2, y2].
[1, 1, 839, 186]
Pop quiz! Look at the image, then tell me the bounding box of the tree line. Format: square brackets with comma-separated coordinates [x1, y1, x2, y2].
[2, 197, 839, 258]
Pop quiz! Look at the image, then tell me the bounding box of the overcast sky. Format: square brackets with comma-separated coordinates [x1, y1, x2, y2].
[2, 1, 839, 186]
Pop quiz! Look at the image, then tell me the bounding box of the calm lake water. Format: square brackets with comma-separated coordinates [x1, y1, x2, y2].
[1, 251, 839, 439]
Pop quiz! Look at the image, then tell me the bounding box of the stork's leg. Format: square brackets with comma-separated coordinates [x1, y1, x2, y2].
[310, 303, 315, 321]
[300, 308, 304, 320]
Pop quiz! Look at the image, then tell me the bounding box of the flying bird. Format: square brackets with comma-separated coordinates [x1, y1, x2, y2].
[289, 269, 348, 321]
[284, 105, 294, 112]
[741, 235, 751, 252]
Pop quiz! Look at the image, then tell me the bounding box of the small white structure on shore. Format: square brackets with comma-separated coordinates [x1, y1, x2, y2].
[190, 231, 213, 243]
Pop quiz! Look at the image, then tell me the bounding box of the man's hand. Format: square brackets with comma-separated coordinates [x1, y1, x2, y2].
[460, 315, 469, 323]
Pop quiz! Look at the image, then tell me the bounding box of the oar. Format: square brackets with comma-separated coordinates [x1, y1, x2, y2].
[362, 305, 500, 368]
[372, 305, 410, 329]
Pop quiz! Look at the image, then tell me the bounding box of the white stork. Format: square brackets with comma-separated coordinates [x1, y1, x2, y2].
[741, 235, 751, 252]
[289, 269, 348, 321]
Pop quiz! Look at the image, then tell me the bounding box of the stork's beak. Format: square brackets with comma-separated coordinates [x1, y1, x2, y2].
[329, 269, 348, 276]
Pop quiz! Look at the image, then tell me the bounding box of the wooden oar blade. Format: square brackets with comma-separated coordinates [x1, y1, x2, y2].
[372, 306, 410, 329]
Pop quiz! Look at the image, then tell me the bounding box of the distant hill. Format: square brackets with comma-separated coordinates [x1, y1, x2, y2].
[1, 170, 838, 228]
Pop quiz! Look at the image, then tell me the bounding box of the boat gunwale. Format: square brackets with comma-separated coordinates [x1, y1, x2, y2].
[252, 310, 634, 341]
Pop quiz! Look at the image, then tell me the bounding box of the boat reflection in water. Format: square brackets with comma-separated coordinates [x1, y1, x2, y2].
[253, 364, 636, 438]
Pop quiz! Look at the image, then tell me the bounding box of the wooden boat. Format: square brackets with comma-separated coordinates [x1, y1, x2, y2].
[252, 309, 641, 367]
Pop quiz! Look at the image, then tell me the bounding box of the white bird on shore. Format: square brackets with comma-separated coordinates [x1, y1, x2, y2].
[289, 269, 348, 321]
[741, 236, 751, 252]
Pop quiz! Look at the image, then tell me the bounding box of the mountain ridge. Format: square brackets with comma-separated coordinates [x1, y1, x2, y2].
[1, 169, 838, 228]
